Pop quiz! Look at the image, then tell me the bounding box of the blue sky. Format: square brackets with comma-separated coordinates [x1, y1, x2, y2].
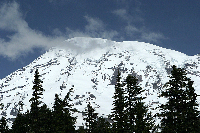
[0, 0, 200, 79]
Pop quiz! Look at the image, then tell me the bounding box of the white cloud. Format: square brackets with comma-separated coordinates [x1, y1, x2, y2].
[112, 9, 128, 21]
[0, 1, 166, 60]
[125, 25, 139, 35]
[112, 0, 144, 24]
[112, 1, 166, 43]
[124, 24, 166, 43]
[65, 15, 119, 40]
[0, 2, 119, 60]
[140, 32, 166, 43]
[0, 2, 27, 31]
[112, 8, 144, 24]
[0, 2, 66, 60]
[84, 16, 104, 32]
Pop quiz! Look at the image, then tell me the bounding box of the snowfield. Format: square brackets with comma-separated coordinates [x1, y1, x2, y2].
[1, 37, 200, 128]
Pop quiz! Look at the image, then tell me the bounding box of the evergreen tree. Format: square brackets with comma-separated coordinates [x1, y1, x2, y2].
[0, 116, 9, 133]
[52, 93, 63, 132]
[29, 69, 45, 132]
[124, 75, 142, 132]
[76, 126, 86, 133]
[12, 69, 53, 133]
[38, 104, 53, 132]
[52, 88, 76, 133]
[124, 75, 155, 133]
[62, 88, 76, 132]
[83, 102, 111, 133]
[84, 102, 98, 133]
[110, 70, 126, 132]
[95, 116, 111, 133]
[134, 102, 155, 133]
[11, 112, 30, 133]
[159, 65, 200, 132]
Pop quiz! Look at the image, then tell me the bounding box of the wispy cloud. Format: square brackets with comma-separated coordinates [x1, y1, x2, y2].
[85, 16, 104, 33]
[112, 8, 143, 24]
[0, 2, 27, 32]
[48, 0, 75, 5]
[0, 2, 65, 60]
[124, 24, 140, 36]
[0, 1, 166, 60]
[140, 32, 166, 43]
[112, 0, 166, 43]
[65, 15, 119, 40]
[0, 2, 118, 60]
[112, 9, 129, 22]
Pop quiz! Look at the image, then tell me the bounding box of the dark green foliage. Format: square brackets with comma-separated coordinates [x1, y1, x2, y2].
[159, 65, 200, 132]
[11, 111, 30, 133]
[60, 88, 76, 132]
[52, 93, 63, 132]
[124, 75, 144, 132]
[134, 102, 155, 133]
[52, 88, 76, 133]
[29, 69, 44, 107]
[76, 126, 86, 133]
[111, 72, 155, 132]
[7, 65, 200, 132]
[11, 70, 77, 132]
[12, 69, 53, 133]
[124, 75, 155, 133]
[29, 69, 45, 132]
[84, 102, 98, 133]
[0, 116, 9, 133]
[95, 116, 111, 133]
[83, 102, 111, 133]
[38, 104, 53, 132]
[12, 107, 53, 133]
[110, 70, 126, 132]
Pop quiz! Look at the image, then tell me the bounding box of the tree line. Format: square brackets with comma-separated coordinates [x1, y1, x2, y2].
[1, 65, 200, 132]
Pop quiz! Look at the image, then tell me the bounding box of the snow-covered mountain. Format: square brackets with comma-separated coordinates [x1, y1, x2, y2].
[1, 37, 200, 127]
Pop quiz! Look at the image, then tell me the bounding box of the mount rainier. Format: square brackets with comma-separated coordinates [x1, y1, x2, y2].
[1, 37, 200, 127]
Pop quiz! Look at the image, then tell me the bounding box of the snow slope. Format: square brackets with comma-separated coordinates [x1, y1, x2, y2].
[1, 37, 200, 127]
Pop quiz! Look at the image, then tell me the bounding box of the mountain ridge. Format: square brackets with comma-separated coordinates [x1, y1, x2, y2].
[1, 37, 200, 127]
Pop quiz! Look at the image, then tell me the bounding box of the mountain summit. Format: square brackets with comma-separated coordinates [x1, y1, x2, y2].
[1, 37, 200, 127]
